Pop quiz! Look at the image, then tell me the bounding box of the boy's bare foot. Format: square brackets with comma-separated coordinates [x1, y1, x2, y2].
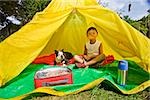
[75, 63, 86, 68]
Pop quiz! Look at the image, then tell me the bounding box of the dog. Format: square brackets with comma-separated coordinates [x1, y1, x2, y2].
[54, 49, 73, 66]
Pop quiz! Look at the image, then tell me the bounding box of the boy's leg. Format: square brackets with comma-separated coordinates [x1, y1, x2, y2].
[74, 55, 84, 63]
[84, 54, 105, 66]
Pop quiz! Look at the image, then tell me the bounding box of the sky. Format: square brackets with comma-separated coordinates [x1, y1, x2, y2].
[99, 0, 150, 20]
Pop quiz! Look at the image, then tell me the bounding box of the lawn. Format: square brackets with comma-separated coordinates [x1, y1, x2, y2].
[25, 84, 150, 100]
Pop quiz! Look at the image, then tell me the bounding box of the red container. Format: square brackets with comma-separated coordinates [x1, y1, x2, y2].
[34, 67, 73, 88]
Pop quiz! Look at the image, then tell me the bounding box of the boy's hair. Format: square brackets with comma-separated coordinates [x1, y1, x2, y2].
[87, 27, 98, 34]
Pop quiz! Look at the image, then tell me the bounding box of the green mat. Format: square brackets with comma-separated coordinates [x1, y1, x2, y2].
[0, 61, 149, 99]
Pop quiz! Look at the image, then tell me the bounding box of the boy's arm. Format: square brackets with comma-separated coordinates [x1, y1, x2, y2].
[83, 45, 91, 60]
[84, 45, 87, 55]
[99, 43, 103, 55]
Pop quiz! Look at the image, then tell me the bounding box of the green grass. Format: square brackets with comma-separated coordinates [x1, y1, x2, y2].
[25, 85, 150, 100]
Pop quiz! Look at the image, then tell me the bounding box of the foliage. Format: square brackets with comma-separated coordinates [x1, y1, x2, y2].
[0, 0, 51, 42]
[123, 15, 150, 37]
[20, 0, 51, 24]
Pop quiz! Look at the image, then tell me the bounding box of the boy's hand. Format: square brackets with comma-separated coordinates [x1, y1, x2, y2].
[83, 55, 91, 61]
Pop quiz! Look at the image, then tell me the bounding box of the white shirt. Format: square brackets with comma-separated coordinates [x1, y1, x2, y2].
[85, 40, 101, 57]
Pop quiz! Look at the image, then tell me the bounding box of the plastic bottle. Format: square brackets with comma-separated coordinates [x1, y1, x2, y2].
[117, 60, 128, 86]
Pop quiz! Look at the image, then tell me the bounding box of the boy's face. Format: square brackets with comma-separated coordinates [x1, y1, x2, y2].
[87, 29, 98, 40]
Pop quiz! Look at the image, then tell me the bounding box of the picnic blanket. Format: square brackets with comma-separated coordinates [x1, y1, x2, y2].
[0, 60, 149, 100]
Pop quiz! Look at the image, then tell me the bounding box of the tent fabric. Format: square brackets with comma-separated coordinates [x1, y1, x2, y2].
[0, 0, 149, 93]
[0, 61, 149, 99]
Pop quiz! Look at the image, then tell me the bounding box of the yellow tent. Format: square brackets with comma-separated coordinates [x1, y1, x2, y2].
[0, 0, 150, 87]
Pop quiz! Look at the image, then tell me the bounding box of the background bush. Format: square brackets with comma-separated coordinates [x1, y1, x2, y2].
[123, 15, 150, 38]
[0, 0, 51, 42]
[20, 0, 51, 24]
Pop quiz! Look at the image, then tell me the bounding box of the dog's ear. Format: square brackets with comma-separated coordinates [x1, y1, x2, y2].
[55, 50, 58, 54]
[61, 49, 64, 52]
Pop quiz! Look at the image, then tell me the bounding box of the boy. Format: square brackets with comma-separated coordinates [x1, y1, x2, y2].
[74, 27, 105, 68]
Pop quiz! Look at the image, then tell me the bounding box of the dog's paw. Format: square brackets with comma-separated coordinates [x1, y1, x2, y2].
[62, 64, 67, 67]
